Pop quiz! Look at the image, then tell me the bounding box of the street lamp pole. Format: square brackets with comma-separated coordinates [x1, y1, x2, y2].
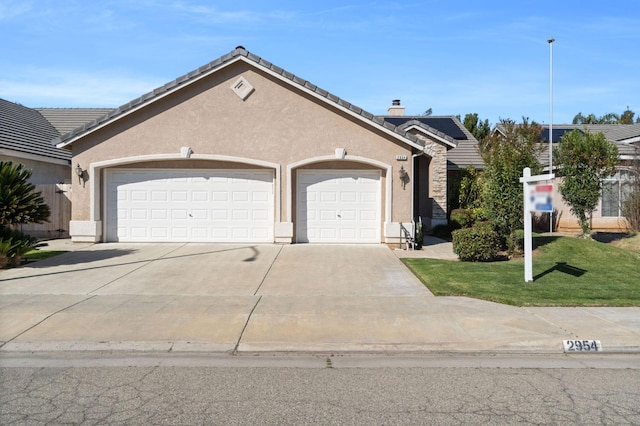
[548, 37, 555, 233]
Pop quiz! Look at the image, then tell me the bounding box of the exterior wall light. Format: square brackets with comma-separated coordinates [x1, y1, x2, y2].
[399, 165, 408, 189]
[75, 163, 85, 184]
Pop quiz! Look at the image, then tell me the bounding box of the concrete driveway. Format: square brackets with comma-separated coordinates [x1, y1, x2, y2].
[1, 242, 638, 353]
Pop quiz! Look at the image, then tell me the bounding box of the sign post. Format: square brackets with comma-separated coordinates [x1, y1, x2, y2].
[520, 168, 555, 282]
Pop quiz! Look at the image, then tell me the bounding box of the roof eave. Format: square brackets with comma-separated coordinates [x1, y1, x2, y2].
[400, 124, 458, 149]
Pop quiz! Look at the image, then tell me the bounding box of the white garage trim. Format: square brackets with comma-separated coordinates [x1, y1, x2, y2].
[105, 168, 274, 242]
[296, 169, 382, 243]
[285, 155, 392, 225]
[87, 153, 280, 242]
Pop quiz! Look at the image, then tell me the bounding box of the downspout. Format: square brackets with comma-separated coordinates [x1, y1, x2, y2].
[410, 148, 427, 238]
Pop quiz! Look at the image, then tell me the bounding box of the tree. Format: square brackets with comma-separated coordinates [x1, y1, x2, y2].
[554, 130, 619, 237]
[479, 118, 544, 247]
[0, 161, 50, 226]
[572, 108, 637, 124]
[620, 107, 635, 125]
[461, 113, 491, 141]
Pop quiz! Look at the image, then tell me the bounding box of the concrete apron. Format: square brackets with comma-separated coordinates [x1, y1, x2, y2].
[1, 243, 639, 354]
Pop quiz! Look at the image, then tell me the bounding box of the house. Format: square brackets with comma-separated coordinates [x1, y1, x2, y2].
[0, 98, 113, 237]
[55, 46, 476, 244]
[1, 98, 70, 185]
[493, 123, 640, 233]
[550, 124, 640, 233]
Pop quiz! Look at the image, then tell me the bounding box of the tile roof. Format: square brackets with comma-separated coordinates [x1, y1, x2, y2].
[0, 98, 70, 161]
[380, 115, 483, 169]
[495, 123, 640, 161]
[36, 108, 114, 135]
[54, 47, 460, 150]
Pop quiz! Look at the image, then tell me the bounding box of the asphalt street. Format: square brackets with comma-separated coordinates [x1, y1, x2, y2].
[2, 353, 639, 425]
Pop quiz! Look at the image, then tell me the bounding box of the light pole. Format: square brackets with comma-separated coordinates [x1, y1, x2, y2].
[548, 37, 555, 233]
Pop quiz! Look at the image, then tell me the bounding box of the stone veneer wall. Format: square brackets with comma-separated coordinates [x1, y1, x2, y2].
[414, 134, 448, 226]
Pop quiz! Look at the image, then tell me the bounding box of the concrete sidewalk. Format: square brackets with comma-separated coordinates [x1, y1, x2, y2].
[0, 240, 638, 354]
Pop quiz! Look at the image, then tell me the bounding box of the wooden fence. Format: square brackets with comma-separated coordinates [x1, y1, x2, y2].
[18, 183, 71, 238]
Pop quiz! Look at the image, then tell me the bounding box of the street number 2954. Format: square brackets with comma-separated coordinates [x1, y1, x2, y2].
[563, 340, 601, 352]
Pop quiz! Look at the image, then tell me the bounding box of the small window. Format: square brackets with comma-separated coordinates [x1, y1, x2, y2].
[601, 170, 632, 217]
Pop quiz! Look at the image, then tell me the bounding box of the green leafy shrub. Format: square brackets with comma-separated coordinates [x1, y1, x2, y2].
[507, 229, 526, 257]
[0, 226, 37, 268]
[452, 221, 500, 262]
[450, 209, 473, 228]
[450, 208, 488, 230]
[0, 161, 50, 226]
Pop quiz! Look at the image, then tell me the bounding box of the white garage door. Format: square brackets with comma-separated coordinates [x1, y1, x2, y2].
[297, 170, 381, 243]
[106, 169, 274, 242]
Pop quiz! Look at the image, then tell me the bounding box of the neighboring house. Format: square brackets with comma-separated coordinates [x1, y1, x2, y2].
[493, 123, 640, 233]
[0, 98, 112, 237]
[56, 47, 476, 244]
[1, 98, 70, 184]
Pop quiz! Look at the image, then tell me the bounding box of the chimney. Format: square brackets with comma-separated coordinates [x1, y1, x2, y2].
[387, 99, 405, 116]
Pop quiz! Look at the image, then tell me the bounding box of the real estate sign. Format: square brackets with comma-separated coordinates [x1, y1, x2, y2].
[520, 168, 555, 282]
[529, 184, 553, 212]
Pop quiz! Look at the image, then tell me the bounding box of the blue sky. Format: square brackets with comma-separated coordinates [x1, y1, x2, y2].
[1, 0, 639, 126]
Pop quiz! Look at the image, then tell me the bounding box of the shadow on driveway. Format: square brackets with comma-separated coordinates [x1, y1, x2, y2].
[0, 245, 261, 283]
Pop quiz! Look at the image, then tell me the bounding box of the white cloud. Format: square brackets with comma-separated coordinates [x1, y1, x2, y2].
[0, 68, 163, 107]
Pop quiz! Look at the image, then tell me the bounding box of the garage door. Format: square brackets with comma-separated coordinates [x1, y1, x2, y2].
[105, 169, 274, 242]
[297, 170, 381, 243]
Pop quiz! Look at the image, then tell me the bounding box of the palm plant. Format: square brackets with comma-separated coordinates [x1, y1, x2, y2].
[0, 161, 50, 226]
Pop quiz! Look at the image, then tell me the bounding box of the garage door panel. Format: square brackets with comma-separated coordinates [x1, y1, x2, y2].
[192, 191, 208, 202]
[212, 192, 228, 201]
[131, 190, 147, 201]
[212, 210, 228, 220]
[151, 191, 167, 201]
[297, 170, 380, 243]
[191, 209, 208, 220]
[106, 169, 273, 242]
[151, 228, 168, 238]
[129, 227, 147, 238]
[130, 209, 147, 220]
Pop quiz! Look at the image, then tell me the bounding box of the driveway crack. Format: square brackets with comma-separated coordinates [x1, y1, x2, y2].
[0, 295, 97, 349]
[232, 295, 262, 355]
[253, 244, 283, 296]
[88, 243, 189, 294]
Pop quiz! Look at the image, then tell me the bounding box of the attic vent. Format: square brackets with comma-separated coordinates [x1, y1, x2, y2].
[231, 76, 255, 100]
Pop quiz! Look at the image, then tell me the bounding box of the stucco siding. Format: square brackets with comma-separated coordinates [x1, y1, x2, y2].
[0, 155, 70, 185]
[69, 61, 415, 242]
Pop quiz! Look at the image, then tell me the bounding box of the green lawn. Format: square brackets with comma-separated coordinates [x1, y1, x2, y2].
[22, 249, 68, 262]
[402, 235, 640, 307]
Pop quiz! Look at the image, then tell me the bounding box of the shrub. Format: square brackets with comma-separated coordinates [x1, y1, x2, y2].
[450, 208, 488, 230]
[0, 161, 50, 226]
[479, 118, 543, 243]
[0, 226, 37, 268]
[507, 229, 526, 257]
[450, 209, 473, 228]
[452, 221, 500, 262]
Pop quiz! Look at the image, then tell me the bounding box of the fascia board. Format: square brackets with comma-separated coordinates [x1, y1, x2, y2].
[402, 124, 457, 148]
[0, 148, 71, 166]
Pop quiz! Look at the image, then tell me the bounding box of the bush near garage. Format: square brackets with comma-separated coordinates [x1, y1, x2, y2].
[0, 227, 37, 268]
[452, 221, 501, 262]
[450, 208, 488, 229]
